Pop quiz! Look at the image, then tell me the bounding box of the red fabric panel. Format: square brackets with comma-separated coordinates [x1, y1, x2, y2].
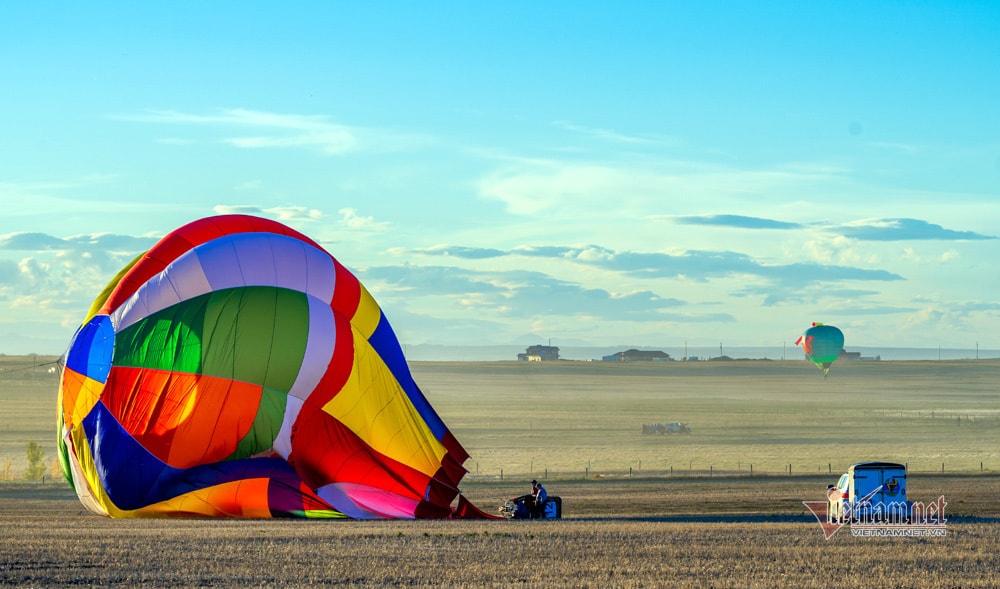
[302, 312, 355, 410]
[452, 495, 503, 520]
[414, 499, 453, 519]
[438, 449, 469, 490]
[330, 258, 361, 320]
[290, 409, 431, 503]
[426, 468, 460, 505]
[103, 366, 262, 468]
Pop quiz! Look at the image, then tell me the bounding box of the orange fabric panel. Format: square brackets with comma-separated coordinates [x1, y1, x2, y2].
[59, 368, 104, 429]
[133, 479, 273, 518]
[103, 366, 263, 468]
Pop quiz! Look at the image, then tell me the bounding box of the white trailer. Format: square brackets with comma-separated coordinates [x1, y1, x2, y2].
[828, 461, 911, 523]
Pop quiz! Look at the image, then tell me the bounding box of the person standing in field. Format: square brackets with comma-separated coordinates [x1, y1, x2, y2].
[531, 480, 548, 517]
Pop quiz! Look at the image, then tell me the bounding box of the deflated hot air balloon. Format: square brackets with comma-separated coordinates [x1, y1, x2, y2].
[58, 215, 491, 519]
[795, 322, 845, 377]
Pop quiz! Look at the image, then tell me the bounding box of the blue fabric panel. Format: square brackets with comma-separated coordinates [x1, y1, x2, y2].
[66, 315, 115, 383]
[83, 402, 304, 512]
[368, 313, 448, 440]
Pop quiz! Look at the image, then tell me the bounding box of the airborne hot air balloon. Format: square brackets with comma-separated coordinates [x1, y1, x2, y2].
[795, 322, 845, 376]
[57, 215, 492, 519]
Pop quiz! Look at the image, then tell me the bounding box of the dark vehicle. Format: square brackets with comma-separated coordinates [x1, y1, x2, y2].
[499, 494, 563, 519]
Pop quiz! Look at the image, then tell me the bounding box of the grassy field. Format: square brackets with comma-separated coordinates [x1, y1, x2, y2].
[1, 355, 998, 586]
[3, 355, 999, 479]
[0, 355, 61, 479]
[412, 359, 1000, 478]
[1, 478, 998, 587]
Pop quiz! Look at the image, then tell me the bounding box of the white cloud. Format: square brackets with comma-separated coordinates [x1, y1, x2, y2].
[115, 108, 361, 155]
[476, 158, 848, 217]
[552, 120, 672, 145]
[224, 130, 357, 155]
[212, 204, 323, 221]
[114, 108, 436, 157]
[338, 208, 391, 231]
[477, 163, 641, 215]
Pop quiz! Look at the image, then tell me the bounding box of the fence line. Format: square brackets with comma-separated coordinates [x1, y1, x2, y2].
[464, 461, 996, 482]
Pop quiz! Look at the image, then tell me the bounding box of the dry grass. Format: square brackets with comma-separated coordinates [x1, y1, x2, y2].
[413, 359, 1000, 477]
[2, 356, 999, 586]
[1, 479, 998, 588]
[0, 355, 60, 478]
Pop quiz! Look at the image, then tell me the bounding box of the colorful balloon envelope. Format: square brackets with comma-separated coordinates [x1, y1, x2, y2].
[795, 322, 845, 375]
[58, 215, 489, 519]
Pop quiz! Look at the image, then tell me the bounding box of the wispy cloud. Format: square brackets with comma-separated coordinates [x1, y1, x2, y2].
[115, 108, 440, 156]
[0, 232, 155, 252]
[411, 245, 505, 259]
[412, 243, 902, 282]
[362, 265, 685, 320]
[338, 208, 391, 231]
[669, 213, 993, 242]
[477, 160, 847, 216]
[114, 108, 361, 155]
[674, 214, 802, 230]
[834, 218, 996, 241]
[0, 175, 118, 197]
[552, 120, 669, 145]
[212, 205, 323, 222]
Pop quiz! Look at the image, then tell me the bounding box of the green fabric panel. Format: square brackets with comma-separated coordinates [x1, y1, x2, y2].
[113, 299, 205, 373]
[57, 413, 75, 492]
[228, 385, 287, 460]
[200, 287, 309, 391]
[112, 287, 309, 393]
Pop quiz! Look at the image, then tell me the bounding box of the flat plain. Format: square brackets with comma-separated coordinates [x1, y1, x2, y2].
[1, 355, 998, 587]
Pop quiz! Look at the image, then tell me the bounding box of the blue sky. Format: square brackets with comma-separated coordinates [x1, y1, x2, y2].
[2, 2, 998, 356]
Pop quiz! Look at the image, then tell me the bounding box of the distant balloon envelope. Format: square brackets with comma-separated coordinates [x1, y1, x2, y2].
[795, 322, 845, 375]
[57, 215, 490, 519]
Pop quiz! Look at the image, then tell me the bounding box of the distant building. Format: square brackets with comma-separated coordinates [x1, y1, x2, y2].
[842, 350, 881, 361]
[517, 345, 560, 361]
[602, 348, 672, 362]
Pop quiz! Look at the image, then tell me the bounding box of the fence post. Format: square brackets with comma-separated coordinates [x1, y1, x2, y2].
[749, 464, 752, 476]
[500, 468, 503, 480]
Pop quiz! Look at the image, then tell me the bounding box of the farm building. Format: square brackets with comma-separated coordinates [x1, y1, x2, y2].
[517, 345, 560, 361]
[602, 349, 672, 362]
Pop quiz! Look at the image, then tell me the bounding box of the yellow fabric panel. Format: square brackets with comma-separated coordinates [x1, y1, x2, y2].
[304, 508, 348, 519]
[68, 424, 114, 517]
[59, 369, 104, 430]
[352, 284, 382, 339]
[322, 329, 446, 478]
